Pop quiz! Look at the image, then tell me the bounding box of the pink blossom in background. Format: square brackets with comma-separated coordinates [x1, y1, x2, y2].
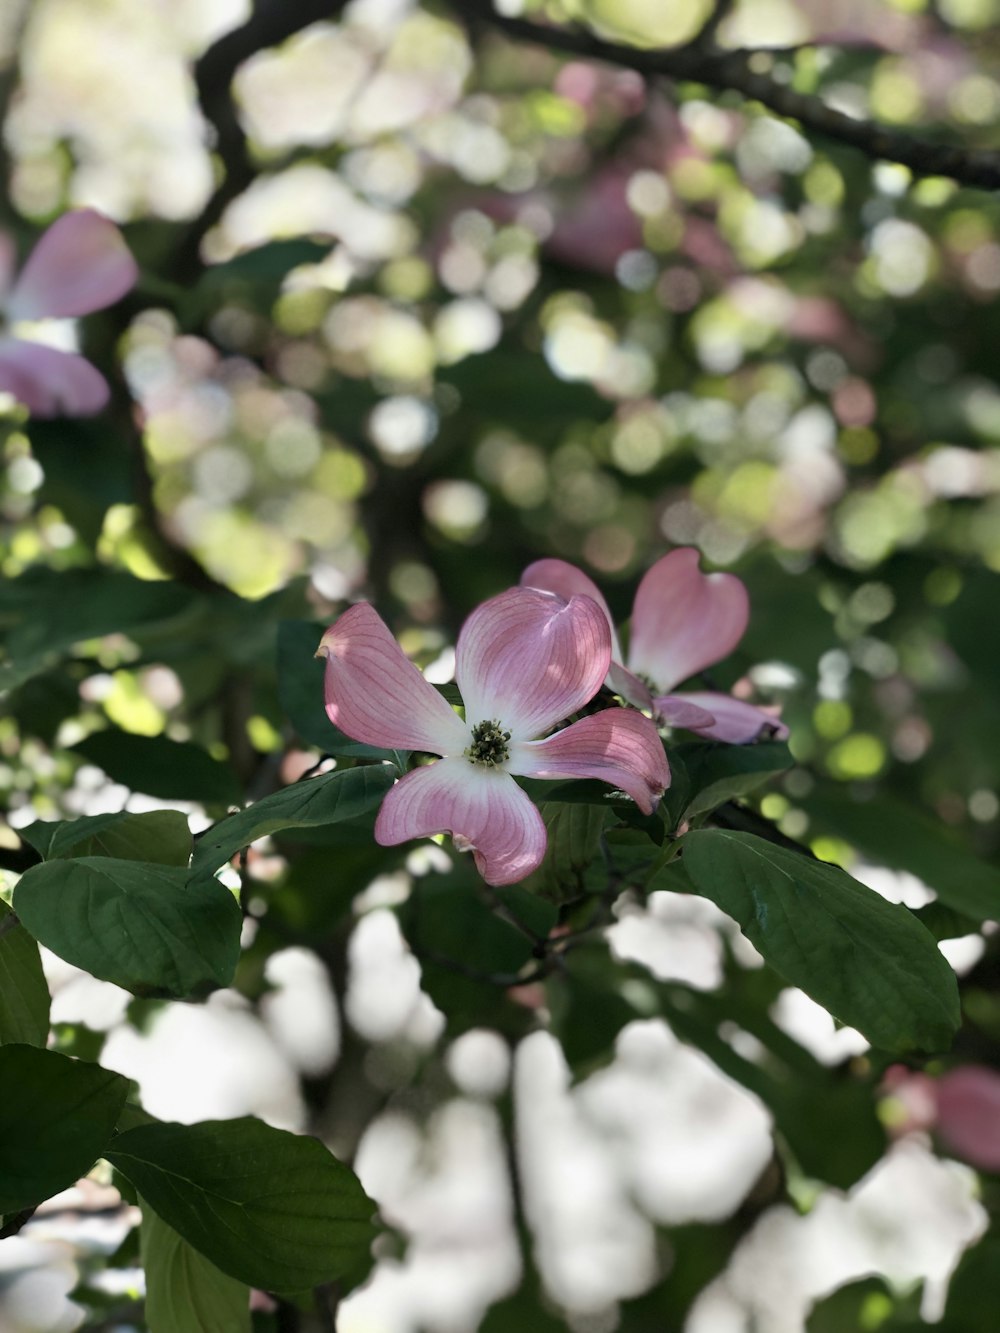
[522, 549, 788, 744]
[934, 1067, 1000, 1172]
[317, 588, 669, 886]
[883, 1064, 1000, 1173]
[0, 209, 138, 417]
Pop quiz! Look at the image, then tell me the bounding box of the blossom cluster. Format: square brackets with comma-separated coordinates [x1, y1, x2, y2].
[318, 549, 783, 886]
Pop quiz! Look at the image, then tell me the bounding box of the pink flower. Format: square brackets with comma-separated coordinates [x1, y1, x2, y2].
[0, 209, 138, 417]
[521, 549, 788, 745]
[317, 588, 670, 886]
[933, 1066, 1000, 1172]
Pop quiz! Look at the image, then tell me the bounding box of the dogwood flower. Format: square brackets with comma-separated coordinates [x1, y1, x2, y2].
[317, 587, 670, 886]
[0, 209, 138, 417]
[522, 549, 788, 744]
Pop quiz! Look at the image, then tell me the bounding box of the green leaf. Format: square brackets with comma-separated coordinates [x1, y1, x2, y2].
[522, 802, 612, 902]
[191, 765, 395, 875]
[13, 858, 241, 1000]
[0, 902, 50, 1046]
[682, 830, 960, 1054]
[0, 1044, 128, 1212]
[397, 873, 540, 1036]
[676, 741, 793, 820]
[277, 620, 398, 759]
[0, 567, 192, 690]
[72, 730, 241, 805]
[547, 946, 648, 1075]
[803, 788, 1000, 924]
[107, 1118, 379, 1294]
[140, 1200, 251, 1333]
[20, 811, 192, 866]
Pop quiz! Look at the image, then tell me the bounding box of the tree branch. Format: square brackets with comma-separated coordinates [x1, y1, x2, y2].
[175, 0, 351, 277]
[460, 1, 1000, 192]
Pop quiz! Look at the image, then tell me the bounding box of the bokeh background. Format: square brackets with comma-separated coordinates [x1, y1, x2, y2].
[2, 0, 1000, 1329]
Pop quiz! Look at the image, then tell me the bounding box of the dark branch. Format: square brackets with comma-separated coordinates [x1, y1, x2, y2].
[460, 1, 1000, 192]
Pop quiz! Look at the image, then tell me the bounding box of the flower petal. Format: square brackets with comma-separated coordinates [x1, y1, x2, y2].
[520, 558, 624, 660]
[509, 709, 669, 814]
[7, 209, 138, 321]
[456, 587, 611, 741]
[662, 691, 789, 744]
[0, 338, 110, 416]
[628, 548, 749, 693]
[375, 758, 547, 886]
[651, 694, 717, 730]
[318, 603, 469, 755]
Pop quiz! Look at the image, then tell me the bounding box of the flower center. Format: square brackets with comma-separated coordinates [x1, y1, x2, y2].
[465, 718, 511, 767]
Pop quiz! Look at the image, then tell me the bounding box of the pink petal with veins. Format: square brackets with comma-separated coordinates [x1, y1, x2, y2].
[509, 709, 669, 814]
[628, 548, 749, 693]
[375, 758, 548, 885]
[0, 337, 110, 416]
[662, 691, 789, 744]
[456, 586, 610, 741]
[318, 603, 469, 755]
[7, 209, 138, 321]
[521, 557, 622, 657]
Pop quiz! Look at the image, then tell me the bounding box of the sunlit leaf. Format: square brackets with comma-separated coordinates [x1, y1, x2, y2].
[140, 1200, 251, 1333]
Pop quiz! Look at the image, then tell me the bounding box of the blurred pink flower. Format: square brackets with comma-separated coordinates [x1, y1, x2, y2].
[0, 209, 138, 417]
[884, 1064, 1000, 1173]
[317, 587, 670, 885]
[933, 1066, 1000, 1172]
[522, 549, 788, 744]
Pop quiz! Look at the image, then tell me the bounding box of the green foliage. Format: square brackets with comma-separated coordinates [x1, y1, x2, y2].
[191, 764, 396, 874]
[108, 1118, 380, 1293]
[20, 809, 193, 865]
[140, 1201, 251, 1333]
[13, 858, 242, 999]
[804, 786, 1000, 923]
[72, 729, 241, 805]
[0, 1045, 128, 1212]
[0, 901, 50, 1046]
[682, 830, 960, 1053]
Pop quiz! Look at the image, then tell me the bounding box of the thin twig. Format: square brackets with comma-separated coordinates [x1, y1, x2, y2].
[460, 1, 1000, 192]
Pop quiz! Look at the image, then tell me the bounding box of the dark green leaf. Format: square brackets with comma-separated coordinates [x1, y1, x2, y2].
[277, 620, 399, 759]
[72, 730, 241, 805]
[191, 765, 395, 875]
[0, 568, 192, 690]
[803, 788, 1000, 924]
[397, 873, 539, 1036]
[21, 811, 192, 867]
[547, 946, 648, 1075]
[0, 902, 50, 1046]
[682, 830, 960, 1053]
[0, 1044, 128, 1212]
[140, 1200, 251, 1333]
[522, 802, 612, 903]
[13, 858, 241, 999]
[108, 1118, 379, 1294]
[676, 741, 793, 820]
